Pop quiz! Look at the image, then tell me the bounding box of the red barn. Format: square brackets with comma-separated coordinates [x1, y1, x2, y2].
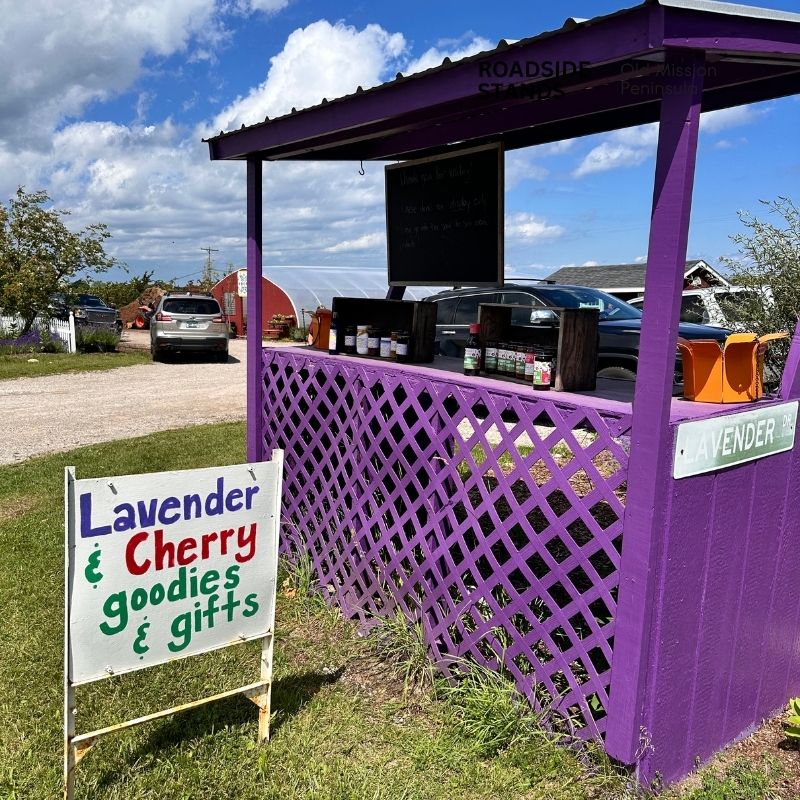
[211, 270, 295, 337]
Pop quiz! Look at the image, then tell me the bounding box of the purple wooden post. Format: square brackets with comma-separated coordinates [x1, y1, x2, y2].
[779, 318, 800, 400]
[247, 158, 263, 462]
[605, 52, 705, 767]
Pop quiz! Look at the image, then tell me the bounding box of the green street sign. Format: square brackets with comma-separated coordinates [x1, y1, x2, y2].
[673, 401, 798, 480]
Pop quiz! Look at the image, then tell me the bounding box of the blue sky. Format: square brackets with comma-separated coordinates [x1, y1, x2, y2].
[1, 0, 798, 285]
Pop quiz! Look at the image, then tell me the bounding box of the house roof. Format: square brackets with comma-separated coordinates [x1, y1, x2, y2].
[205, 0, 800, 163]
[545, 259, 730, 289]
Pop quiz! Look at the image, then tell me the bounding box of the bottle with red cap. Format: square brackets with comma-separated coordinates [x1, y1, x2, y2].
[463, 323, 482, 375]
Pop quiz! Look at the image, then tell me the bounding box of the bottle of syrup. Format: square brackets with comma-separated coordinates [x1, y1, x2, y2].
[463, 323, 482, 375]
[328, 311, 338, 354]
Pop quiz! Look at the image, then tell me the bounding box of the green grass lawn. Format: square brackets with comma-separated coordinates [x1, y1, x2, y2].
[0, 422, 789, 799]
[0, 351, 150, 381]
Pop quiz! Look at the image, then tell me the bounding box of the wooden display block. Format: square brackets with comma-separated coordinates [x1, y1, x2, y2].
[330, 297, 437, 362]
[478, 303, 599, 391]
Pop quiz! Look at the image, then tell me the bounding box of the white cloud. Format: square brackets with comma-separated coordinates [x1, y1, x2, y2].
[213, 20, 407, 131]
[572, 140, 651, 177]
[582, 260, 599, 266]
[0, 17, 569, 279]
[0, 0, 223, 150]
[505, 150, 549, 188]
[325, 232, 385, 253]
[237, 0, 290, 13]
[700, 105, 769, 134]
[505, 212, 564, 242]
[404, 35, 493, 75]
[572, 104, 772, 177]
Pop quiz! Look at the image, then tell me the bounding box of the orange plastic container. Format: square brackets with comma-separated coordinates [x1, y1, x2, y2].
[308, 306, 331, 350]
[677, 332, 788, 403]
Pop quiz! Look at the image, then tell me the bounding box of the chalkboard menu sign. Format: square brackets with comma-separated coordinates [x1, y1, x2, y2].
[385, 143, 504, 286]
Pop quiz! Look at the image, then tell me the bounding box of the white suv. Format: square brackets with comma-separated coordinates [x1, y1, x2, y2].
[150, 293, 229, 362]
[628, 286, 770, 329]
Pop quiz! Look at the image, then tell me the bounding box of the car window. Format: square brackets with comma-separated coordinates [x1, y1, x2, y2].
[77, 295, 108, 308]
[531, 287, 642, 320]
[454, 294, 496, 325]
[162, 298, 221, 315]
[500, 292, 543, 324]
[680, 295, 708, 324]
[434, 297, 458, 325]
[501, 291, 540, 306]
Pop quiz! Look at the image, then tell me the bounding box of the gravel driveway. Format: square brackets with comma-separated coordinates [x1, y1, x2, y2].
[0, 332, 266, 465]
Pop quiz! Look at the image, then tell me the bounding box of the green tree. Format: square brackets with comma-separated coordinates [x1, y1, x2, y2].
[70, 271, 156, 308]
[0, 187, 116, 332]
[720, 197, 800, 382]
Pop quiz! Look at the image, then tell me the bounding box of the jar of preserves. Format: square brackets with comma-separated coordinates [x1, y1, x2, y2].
[356, 325, 369, 355]
[379, 334, 392, 359]
[367, 327, 380, 357]
[390, 331, 399, 360]
[344, 324, 357, 354]
[396, 331, 410, 362]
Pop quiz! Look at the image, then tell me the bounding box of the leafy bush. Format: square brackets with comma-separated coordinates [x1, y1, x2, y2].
[288, 326, 306, 342]
[76, 325, 120, 353]
[720, 197, 800, 383]
[37, 327, 66, 353]
[783, 696, 800, 741]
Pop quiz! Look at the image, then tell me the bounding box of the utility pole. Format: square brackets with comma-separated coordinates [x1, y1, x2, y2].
[200, 246, 219, 291]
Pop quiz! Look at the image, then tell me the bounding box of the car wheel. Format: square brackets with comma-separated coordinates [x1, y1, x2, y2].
[217, 350, 229, 363]
[152, 346, 163, 363]
[597, 365, 636, 381]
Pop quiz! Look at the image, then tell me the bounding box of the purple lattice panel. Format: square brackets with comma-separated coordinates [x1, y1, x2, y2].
[261, 348, 631, 737]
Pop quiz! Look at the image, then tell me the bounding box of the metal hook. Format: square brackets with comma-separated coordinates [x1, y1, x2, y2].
[358, 161, 365, 176]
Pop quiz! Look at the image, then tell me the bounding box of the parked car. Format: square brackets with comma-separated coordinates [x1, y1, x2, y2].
[431, 283, 729, 380]
[149, 293, 229, 362]
[51, 293, 122, 333]
[628, 286, 771, 329]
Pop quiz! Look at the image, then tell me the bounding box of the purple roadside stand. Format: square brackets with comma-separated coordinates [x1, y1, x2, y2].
[205, 0, 800, 786]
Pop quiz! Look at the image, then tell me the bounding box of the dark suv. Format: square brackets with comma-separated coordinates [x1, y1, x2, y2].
[431, 283, 729, 379]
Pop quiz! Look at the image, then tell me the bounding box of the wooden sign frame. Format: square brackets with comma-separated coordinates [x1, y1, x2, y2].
[63, 452, 283, 799]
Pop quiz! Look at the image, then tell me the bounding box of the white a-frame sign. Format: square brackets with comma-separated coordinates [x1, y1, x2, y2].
[64, 453, 283, 799]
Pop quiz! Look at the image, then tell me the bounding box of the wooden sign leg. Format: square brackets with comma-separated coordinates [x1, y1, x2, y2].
[258, 633, 274, 741]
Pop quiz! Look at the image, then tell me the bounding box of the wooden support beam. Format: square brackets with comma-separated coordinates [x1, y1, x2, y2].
[605, 50, 706, 769]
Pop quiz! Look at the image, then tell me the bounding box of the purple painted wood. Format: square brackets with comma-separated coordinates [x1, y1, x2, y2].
[246, 159, 263, 463]
[633, 423, 800, 785]
[605, 52, 705, 768]
[780, 319, 800, 400]
[262, 347, 630, 737]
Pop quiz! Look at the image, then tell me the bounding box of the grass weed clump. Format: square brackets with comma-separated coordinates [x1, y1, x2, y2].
[371, 609, 436, 694]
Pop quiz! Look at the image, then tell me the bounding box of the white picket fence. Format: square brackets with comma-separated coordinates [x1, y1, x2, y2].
[0, 313, 77, 354]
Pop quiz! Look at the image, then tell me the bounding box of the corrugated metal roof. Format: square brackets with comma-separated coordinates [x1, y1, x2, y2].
[205, 0, 800, 146]
[659, 0, 800, 23]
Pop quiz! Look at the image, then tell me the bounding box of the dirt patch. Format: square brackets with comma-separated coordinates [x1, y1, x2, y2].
[341, 653, 416, 705]
[674, 714, 800, 797]
[0, 495, 39, 524]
